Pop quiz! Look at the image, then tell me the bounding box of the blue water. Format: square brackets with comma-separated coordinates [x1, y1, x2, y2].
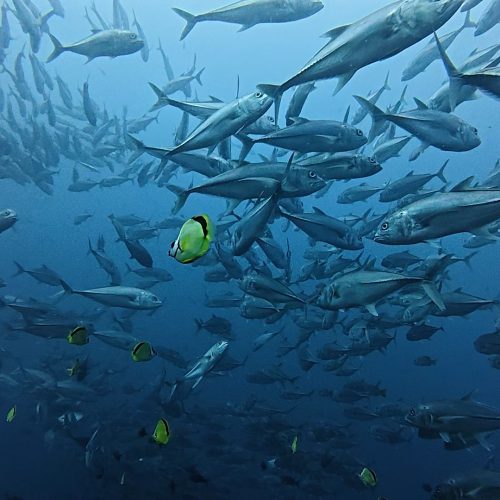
[1, 0, 499, 498]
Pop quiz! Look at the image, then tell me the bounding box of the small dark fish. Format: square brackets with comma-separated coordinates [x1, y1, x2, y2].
[414, 355, 437, 366]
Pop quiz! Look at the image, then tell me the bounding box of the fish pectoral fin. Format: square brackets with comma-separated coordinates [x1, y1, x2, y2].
[470, 225, 499, 240]
[439, 416, 464, 423]
[409, 142, 429, 162]
[365, 303, 378, 316]
[417, 208, 461, 228]
[422, 282, 446, 311]
[467, 486, 485, 498]
[474, 433, 493, 451]
[333, 71, 356, 96]
[191, 376, 203, 389]
[207, 143, 218, 156]
[439, 432, 451, 443]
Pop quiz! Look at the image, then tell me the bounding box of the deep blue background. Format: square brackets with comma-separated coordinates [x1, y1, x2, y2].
[1, 0, 499, 498]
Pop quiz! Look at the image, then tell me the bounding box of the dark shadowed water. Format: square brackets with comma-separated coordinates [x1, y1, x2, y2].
[1, 0, 499, 499]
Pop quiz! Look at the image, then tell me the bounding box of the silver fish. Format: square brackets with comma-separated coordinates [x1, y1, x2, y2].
[375, 188, 500, 244]
[47, 29, 144, 63]
[316, 269, 444, 316]
[173, 0, 323, 40]
[182, 341, 229, 388]
[280, 206, 363, 250]
[59, 280, 161, 309]
[356, 95, 480, 160]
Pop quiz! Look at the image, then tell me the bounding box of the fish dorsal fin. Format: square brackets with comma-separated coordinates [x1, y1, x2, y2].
[413, 98, 429, 110]
[364, 258, 376, 270]
[90, 29, 102, 34]
[343, 105, 350, 124]
[461, 390, 476, 402]
[365, 303, 378, 316]
[321, 24, 351, 41]
[209, 95, 224, 103]
[406, 170, 414, 176]
[288, 117, 309, 126]
[312, 206, 327, 215]
[451, 176, 476, 192]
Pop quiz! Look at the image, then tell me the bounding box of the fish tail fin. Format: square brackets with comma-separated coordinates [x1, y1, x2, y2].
[127, 133, 145, 151]
[153, 157, 170, 180]
[257, 84, 282, 125]
[353, 95, 387, 142]
[39, 9, 56, 30]
[462, 10, 476, 29]
[59, 279, 74, 294]
[436, 159, 449, 183]
[46, 34, 66, 63]
[148, 82, 168, 111]
[166, 184, 188, 214]
[463, 250, 478, 271]
[237, 134, 254, 164]
[194, 67, 204, 85]
[433, 33, 463, 112]
[12, 261, 25, 277]
[422, 281, 445, 311]
[172, 8, 197, 41]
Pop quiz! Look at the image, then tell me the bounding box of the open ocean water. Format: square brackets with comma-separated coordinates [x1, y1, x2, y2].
[1, 0, 500, 498]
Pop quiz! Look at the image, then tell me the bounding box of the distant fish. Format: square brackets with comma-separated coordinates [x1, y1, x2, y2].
[358, 467, 377, 488]
[67, 325, 89, 346]
[47, 29, 143, 63]
[59, 279, 162, 310]
[6, 405, 16, 423]
[152, 418, 170, 445]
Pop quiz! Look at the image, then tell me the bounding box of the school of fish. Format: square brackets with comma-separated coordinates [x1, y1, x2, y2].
[0, 0, 500, 498]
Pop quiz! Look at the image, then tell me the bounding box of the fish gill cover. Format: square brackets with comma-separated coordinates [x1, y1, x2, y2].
[0, 0, 500, 498]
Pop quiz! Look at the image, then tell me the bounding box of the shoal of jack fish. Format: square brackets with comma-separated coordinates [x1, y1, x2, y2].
[0, 0, 500, 498]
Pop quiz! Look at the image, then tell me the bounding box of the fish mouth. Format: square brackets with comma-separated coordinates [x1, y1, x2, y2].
[1, 211, 17, 223]
[373, 233, 382, 242]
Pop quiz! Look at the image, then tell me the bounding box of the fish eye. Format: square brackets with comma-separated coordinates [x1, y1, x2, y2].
[255, 92, 263, 98]
[129, 33, 137, 39]
[369, 157, 376, 164]
[308, 171, 317, 179]
[267, 116, 274, 122]
[356, 129, 363, 136]
[472, 127, 478, 134]
[170, 241, 174, 248]
[381, 222, 389, 231]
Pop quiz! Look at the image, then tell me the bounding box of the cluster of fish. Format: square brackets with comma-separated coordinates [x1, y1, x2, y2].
[1, 0, 500, 498]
